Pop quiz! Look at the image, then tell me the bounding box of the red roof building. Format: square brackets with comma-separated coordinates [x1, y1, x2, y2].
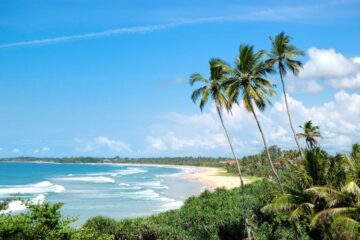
[226, 160, 237, 166]
[273, 161, 287, 167]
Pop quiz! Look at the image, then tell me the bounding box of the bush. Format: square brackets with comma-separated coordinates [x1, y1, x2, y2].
[0, 202, 74, 240]
[83, 216, 117, 236]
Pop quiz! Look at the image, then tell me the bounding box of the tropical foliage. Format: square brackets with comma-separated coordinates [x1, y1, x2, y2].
[297, 121, 322, 149]
[1, 144, 359, 239]
[262, 145, 360, 239]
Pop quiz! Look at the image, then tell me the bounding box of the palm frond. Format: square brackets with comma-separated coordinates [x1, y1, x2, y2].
[342, 181, 360, 197]
[331, 216, 360, 240]
[289, 202, 314, 220]
[305, 186, 343, 206]
[199, 88, 210, 111]
[191, 86, 207, 103]
[190, 73, 208, 86]
[261, 194, 298, 214]
[310, 207, 358, 227]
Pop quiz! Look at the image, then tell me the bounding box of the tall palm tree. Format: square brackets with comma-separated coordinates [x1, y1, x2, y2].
[220, 44, 284, 193]
[264, 32, 305, 157]
[190, 58, 252, 239]
[296, 121, 321, 149]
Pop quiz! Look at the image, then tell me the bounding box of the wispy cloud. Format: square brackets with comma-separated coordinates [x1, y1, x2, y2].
[0, 6, 317, 49]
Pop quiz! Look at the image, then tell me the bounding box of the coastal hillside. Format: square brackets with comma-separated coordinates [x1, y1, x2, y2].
[1, 143, 359, 239]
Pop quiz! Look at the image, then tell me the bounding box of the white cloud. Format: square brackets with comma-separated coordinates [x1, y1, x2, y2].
[327, 73, 360, 89]
[353, 57, 360, 64]
[145, 90, 360, 156]
[300, 48, 359, 80]
[32, 147, 50, 154]
[301, 80, 324, 93]
[298, 48, 360, 90]
[146, 136, 168, 151]
[76, 144, 93, 153]
[12, 148, 20, 154]
[42, 147, 50, 152]
[75, 136, 131, 154]
[95, 136, 132, 153]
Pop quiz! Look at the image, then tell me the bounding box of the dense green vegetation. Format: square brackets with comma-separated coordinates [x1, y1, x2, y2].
[1, 144, 359, 239]
[225, 145, 299, 177]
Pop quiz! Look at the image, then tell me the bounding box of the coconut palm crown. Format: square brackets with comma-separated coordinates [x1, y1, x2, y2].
[296, 121, 322, 149]
[190, 58, 252, 239]
[264, 32, 305, 157]
[223, 45, 276, 112]
[219, 44, 285, 192]
[190, 58, 229, 112]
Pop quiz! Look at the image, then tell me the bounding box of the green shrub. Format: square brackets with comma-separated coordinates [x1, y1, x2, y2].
[83, 216, 117, 236]
[0, 202, 74, 240]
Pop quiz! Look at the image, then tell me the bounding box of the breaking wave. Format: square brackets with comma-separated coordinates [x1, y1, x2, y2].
[55, 176, 115, 183]
[0, 181, 65, 195]
[88, 167, 148, 177]
[0, 194, 46, 214]
[115, 167, 148, 176]
[136, 181, 168, 189]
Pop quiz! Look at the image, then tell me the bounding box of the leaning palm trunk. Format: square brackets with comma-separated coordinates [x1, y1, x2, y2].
[251, 107, 285, 193]
[279, 69, 304, 158]
[216, 105, 252, 240]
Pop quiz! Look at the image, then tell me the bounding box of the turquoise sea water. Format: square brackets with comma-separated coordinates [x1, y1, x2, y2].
[0, 162, 204, 225]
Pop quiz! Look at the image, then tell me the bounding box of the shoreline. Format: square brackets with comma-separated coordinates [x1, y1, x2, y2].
[0, 161, 252, 190]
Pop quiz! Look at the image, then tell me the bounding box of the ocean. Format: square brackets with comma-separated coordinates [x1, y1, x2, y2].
[0, 162, 205, 225]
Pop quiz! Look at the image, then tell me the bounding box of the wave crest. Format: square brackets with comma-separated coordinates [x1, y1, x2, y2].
[55, 176, 115, 183]
[0, 181, 65, 195]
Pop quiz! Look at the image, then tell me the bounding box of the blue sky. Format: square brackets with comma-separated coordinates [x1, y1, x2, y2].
[0, 0, 360, 157]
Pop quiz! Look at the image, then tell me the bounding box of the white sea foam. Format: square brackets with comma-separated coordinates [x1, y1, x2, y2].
[55, 176, 115, 183]
[0, 200, 26, 214]
[88, 167, 147, 177]
[125, 189, 177, 204]
[31, 194, 46, 204]
[136, 181, 168, 189]
[116, 167, 148, 176]
[162, 200, 183, 210]
[126, 189, 161, 200]
[0, 181, 65, 195]
[118, 183, 142, 190]
[119, 183, 130, 186]
[0, 194, 46, 214]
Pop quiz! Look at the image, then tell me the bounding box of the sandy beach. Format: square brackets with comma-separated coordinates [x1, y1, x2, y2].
[107, 163, 254, 190]
[180, 166, 255, 190]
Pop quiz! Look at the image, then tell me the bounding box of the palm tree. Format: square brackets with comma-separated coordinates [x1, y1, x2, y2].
[190, 58, 252, 239]
[306, 182, 360, 239]
[264, 32, 305, 157]
[220, 44, 284, 193]
[262, 147, 360, 239]
[296, 121, 321, 149]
